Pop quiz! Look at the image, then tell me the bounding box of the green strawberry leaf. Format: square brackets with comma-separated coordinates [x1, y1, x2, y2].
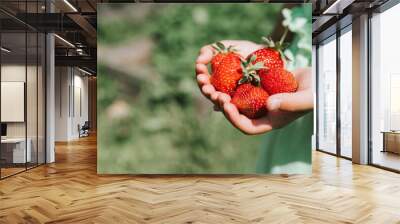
[240, 62, 246, 73]
[227, 45, 237, 52]
[251, 62, 265, 70]
[211, 44, 220, 52]
[249, 54, 257, 63]
[262, 36, 275, 48]
[215, 42, 225, 51]
[278, 49, 291, 62]
[252, 75, 261, 86]
[240, 58, 248, 67]
[238, 76, 249, 85]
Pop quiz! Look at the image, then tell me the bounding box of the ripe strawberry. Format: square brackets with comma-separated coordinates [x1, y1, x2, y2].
[248, 47, 283, 71]
[247, 30, 290, 72]
[231, 84, 269, 119]
[211, 42, 239, 73]
[230, 56, 269, 119]
[260, 68, 298, 95]
[210, 53, 243, 96]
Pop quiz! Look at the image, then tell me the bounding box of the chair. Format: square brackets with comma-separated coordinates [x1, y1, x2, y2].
[79, 121, 90, 138]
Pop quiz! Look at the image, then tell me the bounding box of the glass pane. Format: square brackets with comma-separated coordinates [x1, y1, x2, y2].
[1, 30, 27, 177]
[340, 29, 352, 158]
[0, 1, 46, 178]
[371, 4, 400, 171]
[26, 0, 39, 169]
[318, 37, 337, 154]
[38, 33, 45, 165]
[27, 31, 38, 169]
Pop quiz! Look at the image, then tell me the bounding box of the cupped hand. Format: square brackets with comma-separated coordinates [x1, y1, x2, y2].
[217, 67, 313, 135]
[195, 40, 263, 108]
[195, 40, 313, 135]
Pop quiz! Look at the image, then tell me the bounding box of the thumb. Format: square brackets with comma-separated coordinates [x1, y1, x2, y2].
[266, 90, 313, 112]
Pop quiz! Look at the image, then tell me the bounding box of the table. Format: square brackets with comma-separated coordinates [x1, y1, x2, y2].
[1, 138, 31, 163]
[381, 131, 400, 154]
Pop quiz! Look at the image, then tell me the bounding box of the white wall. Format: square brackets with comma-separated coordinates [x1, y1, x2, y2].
[1, 65, 26, 140]
[1, 65, 36, 137]
[54, 66, 89, 141]
[71, 73, 89, 138]
[55, 66, 70, 141]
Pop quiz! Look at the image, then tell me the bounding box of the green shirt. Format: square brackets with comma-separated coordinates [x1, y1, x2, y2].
[256, 111, 313, 174]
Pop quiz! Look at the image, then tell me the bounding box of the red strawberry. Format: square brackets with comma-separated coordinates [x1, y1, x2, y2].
[210, 53, 243, 96]
[211, 42, 239, 73]
[231, 84, 269, 119]
[260, 68, 298, 95]
[247, 31, 290, 72]
[230, 56, 269, 119]
[248, 47, 283, 71]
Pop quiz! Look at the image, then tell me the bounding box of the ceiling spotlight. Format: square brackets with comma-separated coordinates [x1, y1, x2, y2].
[54, 34, 75, 48]
[76, 48, 85, 55]
[63, 0, 78, 12]
[1, 47, 11, 53]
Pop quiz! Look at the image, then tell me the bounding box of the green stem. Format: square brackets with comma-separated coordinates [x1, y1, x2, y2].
[279, 28, 288, 45]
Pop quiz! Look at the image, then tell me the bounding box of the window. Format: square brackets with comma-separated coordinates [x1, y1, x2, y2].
[370, 3, 400, 171]
[0, 2, 46, 179]
[339, 28, 352, 158]
[317, 36, 337, 154]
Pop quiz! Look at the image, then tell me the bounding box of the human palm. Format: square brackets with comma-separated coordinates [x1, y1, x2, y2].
[195, 40, 313, 135]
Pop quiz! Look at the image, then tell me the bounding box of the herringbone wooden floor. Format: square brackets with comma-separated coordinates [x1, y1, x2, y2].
[1, 135, 400, 224]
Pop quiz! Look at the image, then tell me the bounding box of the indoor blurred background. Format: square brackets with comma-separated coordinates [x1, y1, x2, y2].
[97, 3, 311, 173]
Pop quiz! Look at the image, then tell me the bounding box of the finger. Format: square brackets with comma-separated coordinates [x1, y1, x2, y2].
[196, 74, 211, 86]
[217, 93, 231, 108]
[222, 103, 272, 135]
[195, 63, 210, 76]
[210, 91, 220, 103]
[196, 45, 214, 64]
[222, 102, 243, 129]
[201, 84, 216, 98]
[292, 67, 312, 90]
[267, 91, 313, 112]
[250, 116, 273, 134]
[266, 96, 282, 111]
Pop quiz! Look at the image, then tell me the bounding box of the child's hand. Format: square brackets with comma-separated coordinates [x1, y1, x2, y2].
[195, 41, 313, 135]
[195, 40, 263, 108]
[216, 67, 313, 135]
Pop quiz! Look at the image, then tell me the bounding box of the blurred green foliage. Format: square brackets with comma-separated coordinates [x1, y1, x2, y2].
[282, 5, 312, 70]
[98, 3, 311, 173]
